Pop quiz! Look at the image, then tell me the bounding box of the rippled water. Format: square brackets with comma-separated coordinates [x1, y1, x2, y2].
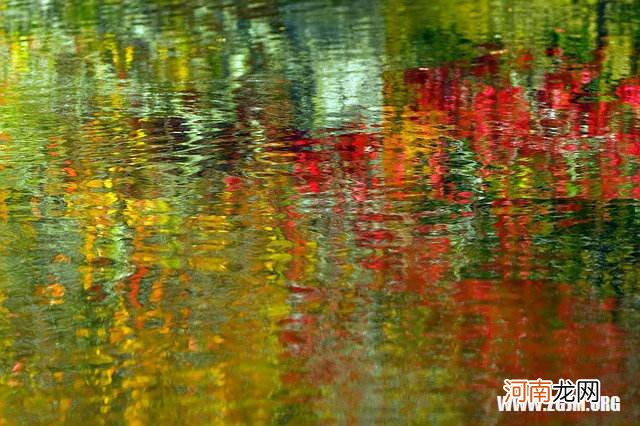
[1, 0, 640, 424]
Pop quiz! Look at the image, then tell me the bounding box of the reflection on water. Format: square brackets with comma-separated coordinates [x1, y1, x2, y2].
[0, 0, 640, 423]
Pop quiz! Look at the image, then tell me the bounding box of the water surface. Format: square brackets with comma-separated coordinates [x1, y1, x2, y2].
[0, 0, 639, 424]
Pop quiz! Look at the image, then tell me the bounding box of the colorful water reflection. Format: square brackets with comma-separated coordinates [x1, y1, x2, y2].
[0, 0, 639, 424]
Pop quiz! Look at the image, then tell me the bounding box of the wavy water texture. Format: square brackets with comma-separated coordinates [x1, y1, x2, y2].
[0, 0, 639, 424]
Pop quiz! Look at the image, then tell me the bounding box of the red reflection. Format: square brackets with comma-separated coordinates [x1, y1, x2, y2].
[271, 47, 638, 422]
